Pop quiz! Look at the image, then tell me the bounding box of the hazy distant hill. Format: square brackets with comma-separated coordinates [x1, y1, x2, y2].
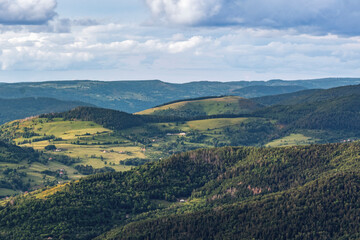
[137, 96, 263, 117]
[0, 97, 94, 124]
[0, 78, 359, 113]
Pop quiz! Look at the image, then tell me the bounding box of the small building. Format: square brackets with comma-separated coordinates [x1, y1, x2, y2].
[180, 199, 185, 203]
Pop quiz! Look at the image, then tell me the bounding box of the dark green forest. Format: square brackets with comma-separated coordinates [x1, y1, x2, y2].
[1, 143, 360, 239]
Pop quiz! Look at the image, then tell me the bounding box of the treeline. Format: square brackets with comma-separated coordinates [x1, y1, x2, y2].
[39, 106, 252, 131]
[40, 107, 145, 131]
[119, 158, 150, 166]
[0, 141, 41, 164]
[74, 165, 115, 175]
[153, 95, 228, 108]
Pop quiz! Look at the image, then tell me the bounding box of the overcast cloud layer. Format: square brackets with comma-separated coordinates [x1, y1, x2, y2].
[1, 0, 360, 82]
[146, 0, 360, 35]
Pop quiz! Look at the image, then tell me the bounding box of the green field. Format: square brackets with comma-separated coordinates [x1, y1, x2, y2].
[186, 118, 248, 131]
[4, 118, 146, 168]
[265, 134, 319, 147]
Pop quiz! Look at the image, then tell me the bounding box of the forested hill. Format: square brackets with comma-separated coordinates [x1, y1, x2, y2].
[232, 85, 307, 98]
[40, 106, 197, 131]
[253, 84, 360, 106]
[0, 97, 94, 124]
[1, 143, 360, 239]
[254, 92, 360, 133]
[0, 78, 359, 113]
[252, 89, 321, 106]
[41, 107, 146, 131]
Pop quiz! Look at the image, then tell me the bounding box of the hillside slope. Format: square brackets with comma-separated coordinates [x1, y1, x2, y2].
[255, 94, 360, 133]
[1, 143, 360, 239]
[0, 140, 82, 197]
[137, 96, 263, 117]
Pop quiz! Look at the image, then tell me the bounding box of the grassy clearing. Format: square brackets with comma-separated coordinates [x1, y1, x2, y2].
[152, 117, 248, 132]
[265, 134, 319, 147]
[33, 182, 70, 199]
[0, 188, 18, 197]
[186, 118, 248, 131]
[137, 101, 188, 114]
[136, 96, 245, 115]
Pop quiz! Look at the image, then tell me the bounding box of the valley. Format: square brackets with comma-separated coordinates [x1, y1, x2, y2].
[0, 80, 359, 239]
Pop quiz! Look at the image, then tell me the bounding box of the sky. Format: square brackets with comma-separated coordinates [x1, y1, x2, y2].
[1, 0, 360, 83]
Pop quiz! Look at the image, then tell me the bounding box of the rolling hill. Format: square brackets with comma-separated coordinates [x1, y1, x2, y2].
[252, 89, 321, 106]
[1, 143, 360, 239]
[253, 84, 360, 106]
[0, 106, 279, 198]
[253, 87, 360, 138]
[1, 84, 360, 198]
[136, 96, 263, 117]
[0, 78, 359, 113]
[0, 80, 360, 239]
[0, 97, 94, 124]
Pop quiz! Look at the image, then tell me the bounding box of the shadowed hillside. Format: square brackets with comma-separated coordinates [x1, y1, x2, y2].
[1, 143, 360, 239]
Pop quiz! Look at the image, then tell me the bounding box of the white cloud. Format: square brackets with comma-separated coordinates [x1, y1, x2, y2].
[0, 24, 208, 71]
[145, 0, 222, 25]
[0, 0, 57, 25]
[2, 22, 360, 81]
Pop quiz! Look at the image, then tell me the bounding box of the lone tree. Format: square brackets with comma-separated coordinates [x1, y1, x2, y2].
[45, 145, 56, 151]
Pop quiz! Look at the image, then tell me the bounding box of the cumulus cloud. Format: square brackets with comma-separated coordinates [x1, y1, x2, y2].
[2, 19, 360, 82]
[145, 0, 360, 35]
[0, 0, 57, 25]
[0, 24, 208, 71]
[145, 0, 222, 25]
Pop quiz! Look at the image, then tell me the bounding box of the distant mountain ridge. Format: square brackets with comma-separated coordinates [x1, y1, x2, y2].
[0, 97, 94, 124]
[0, 78, 359, 113]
